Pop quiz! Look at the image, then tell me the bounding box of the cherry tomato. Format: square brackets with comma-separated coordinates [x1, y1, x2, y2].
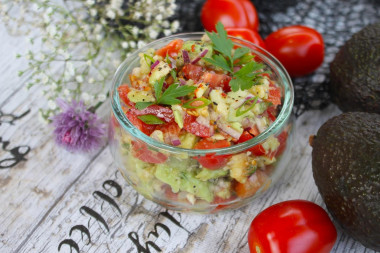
[200, 72, 232, 92]
[155, 39, 184, 58]
[235, 170, 268, 198]
[264, 25, 324, 77]
[201, 0, 259, 32]
[194, 139, 231, 170]
[117, 85, 135, 107]
[183, 113, 212, 138]
[266, 83, 282, 105]
[226, 28, 266, 49]
[248, 200, 337, 253]
[182, 64, 204, 82]
[237, 131, 266, 156]
[131, 105, 174, 123]
[132, 140, 168, 164]
[125, 109, 156, 136]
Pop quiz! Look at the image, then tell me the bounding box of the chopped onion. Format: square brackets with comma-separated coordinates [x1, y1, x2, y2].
[179, 78, 186, 86]
[233, 94, 254, 109]
[242, 117, 254, 129]
[196, 115, 210, 127]
[150, 60, 160, 70]
[171, 138, 181, 146]
[168, 56, 176, 68]
[217, 121, 242, 139]
[191, 49, 209, 64]
[182, 50, 190, 64]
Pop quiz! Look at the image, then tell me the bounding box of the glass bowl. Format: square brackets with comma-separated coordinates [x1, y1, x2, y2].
[109, 33, 294, 213]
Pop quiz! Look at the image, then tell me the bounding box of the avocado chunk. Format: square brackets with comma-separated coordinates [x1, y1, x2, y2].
[311, 112, 380, 251]
[329, 23, 380, 113]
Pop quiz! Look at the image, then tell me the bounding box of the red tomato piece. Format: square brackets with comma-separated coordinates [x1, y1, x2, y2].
[235, 170, 268, 198]
[200, 72, 232, 92]
[194, 139, 231, 170]
[237, 131, 266, 156]
[117, 85, 135, 107]
[201, 0, 259, 32]
[125, 109, 156, 136]
[248, 200, 337, 253]
[267, 84, 282, 105]
[155, 39, 184, 58]
[183, 113, 212, 138]
[131, 105, 174, 123]
[266, 106, 277, 122]
[132, 140, 168, 164]
[182, 64, 204, 82]
[226, 28, 266, 49]
[275, 130, 288, 156]
[264, 25, 324, 77]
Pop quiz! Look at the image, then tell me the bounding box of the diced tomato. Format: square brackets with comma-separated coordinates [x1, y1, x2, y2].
[155, 120, 181, 135]
[248, 125, 259, 136]
[212, 195, 238, 212]
[182, 64, 204, 82]
[235, 170, 268, 198]
[275, 130, 288, 156]
[131, 105, 174, 123]
[155, 39, 184, 58]
[200, 72, 232, 92]
[183, 113, 212, 138]
[267, 106, 277, 122]
[118, 85, 135, 107]
[194, 139, 232, 170]
[132, 140, 168, 164]
[267, 84, 282, 105]
[237, 131, 266, 156]
[125, 109, 156, 135]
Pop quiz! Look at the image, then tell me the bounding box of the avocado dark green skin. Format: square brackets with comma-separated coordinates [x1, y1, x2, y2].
[311, 112, 380, 250]
[329, 23, 380, 113]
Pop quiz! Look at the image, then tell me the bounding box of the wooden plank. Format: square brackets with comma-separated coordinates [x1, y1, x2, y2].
[16, 105, 375, 253]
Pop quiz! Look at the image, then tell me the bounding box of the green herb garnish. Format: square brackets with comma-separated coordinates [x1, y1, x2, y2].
[182, 97, 211, 109]
[135, 77, 196, 110]
[236, 96, 259, 117]
[137, 115, 164, 124]
[143, 53, 155, 67]
[204, 22, 267, 92]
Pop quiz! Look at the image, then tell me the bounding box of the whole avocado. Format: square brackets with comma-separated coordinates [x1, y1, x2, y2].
[329, 23, 380, 113]
[311, 112, 380, 250]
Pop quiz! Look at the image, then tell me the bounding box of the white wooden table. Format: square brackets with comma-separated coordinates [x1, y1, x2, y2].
[0, 14, 377, 253]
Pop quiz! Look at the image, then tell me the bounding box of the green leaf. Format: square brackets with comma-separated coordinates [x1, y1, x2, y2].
[233, 47, 250, 61]
[230, 61, 267, 91]
[182, 97, 212, 109]
[158, 84, 196, 105]
[154, 77, 165, 101]
[236, 96, 259, 117]
[204, 54, 232, 73]
[137, 115, 165, 124]
[144, 54, 154, 67]
[235, 53, 255, 65]
[170, 69, 177, 82]
[206, 22, 233, 61]
[135, 102, 154, 110]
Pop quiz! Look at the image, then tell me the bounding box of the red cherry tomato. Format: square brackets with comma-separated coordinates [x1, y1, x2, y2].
[155, 39, 184, 58]
[183, 113, 213, 138]
[117, 85, 135, 107]
[266, 83, 282, 105]
[248, 200, 337, 253]
[132, 140, 168, 164]
[131, 105, 174, 123]
[182, 64, 204, 82]
[237, 131, 266, 156]
[200, 72, 232, 92]
[264, 25, 324, 77]
[194, 139, 231, 170]
[201, 0, 259, 32]
[226, 28, 266, 49]
[125, 109, 156, 136]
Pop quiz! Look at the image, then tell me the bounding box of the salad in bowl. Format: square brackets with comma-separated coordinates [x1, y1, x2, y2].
[109, 24, 294, 213]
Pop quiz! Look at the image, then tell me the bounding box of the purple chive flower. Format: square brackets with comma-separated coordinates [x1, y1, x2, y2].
[51, 98, 106, 152]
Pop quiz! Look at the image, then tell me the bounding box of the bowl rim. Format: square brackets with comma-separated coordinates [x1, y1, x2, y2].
[110, 32, 294, 156]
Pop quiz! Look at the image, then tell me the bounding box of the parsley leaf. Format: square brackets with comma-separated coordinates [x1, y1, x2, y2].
[135, 77, 196, 109]
[159, 83, 196, 105]
[204, 54, 232, 73]
[233, 47, 250, 61]
[206, 22, 234, 63]
[230, 61, 266, 92]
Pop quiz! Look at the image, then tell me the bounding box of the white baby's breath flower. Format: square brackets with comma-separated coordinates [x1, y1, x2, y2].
[63, 89, 70, 97]
[81, 92, 91, 102]
[46, 24, 57, 37]
[171, 20, 180, 31]
[163, 29, 171, 36]
[156, 14, 163, 22]
[90, 8, 97, 17]
[134, 12, 142, 19]
[97, 94, 107, 102]
[121, 41, 129, 49]
[42, 74, 49, 84]
[86, 0, 95, 6]
[96, 34, 103, 41]
[94, 24, 102, 33]
[48, 100, 57, 110]
[149, 30, 159, 39]
[86, 60, 92, 66]
[66, 62, 75, 77]
[137, 41, 146, 48]
[129, 41, 136, 48]
[106, 9, 116, 19]
[88, 78, 95, 84]
[75, 75, 84, 83]
[162, 20, 170, 28]
[131, 27, 139, 36]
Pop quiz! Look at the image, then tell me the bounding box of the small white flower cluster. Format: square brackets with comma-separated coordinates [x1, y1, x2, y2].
[0, 0, 181, 121]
